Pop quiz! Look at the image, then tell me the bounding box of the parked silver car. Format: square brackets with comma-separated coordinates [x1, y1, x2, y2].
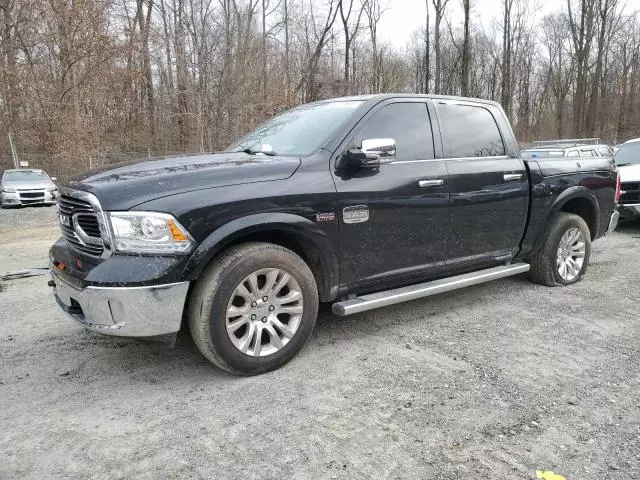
[1, 169, 58, 207]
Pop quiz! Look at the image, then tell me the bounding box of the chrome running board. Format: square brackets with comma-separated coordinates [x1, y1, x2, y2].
[332, 263, 530, 316]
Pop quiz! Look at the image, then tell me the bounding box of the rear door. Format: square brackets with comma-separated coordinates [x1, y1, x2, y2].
[434, 100, 528, 266]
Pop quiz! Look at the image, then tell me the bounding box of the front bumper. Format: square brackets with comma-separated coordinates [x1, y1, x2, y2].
[1, 190, 57, 206]
[51, 267, 189, 337]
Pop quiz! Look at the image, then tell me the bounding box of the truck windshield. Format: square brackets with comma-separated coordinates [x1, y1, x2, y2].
[3, 170, 50, 181]
[227, 100, 363, 156]
[614, 141, 640, 166]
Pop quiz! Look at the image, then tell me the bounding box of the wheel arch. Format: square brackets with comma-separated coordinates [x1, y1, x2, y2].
[536, 187, 600, 249]
[182, 213, 339, 303]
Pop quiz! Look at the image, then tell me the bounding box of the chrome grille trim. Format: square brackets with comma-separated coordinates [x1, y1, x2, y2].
[57, 187, 112, 258]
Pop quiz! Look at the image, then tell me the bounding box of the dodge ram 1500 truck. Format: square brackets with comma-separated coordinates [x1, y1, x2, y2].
[49, 94, 620, 375]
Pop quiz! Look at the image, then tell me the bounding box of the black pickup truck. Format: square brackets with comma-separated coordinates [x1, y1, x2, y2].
[49, 94, 620, 375]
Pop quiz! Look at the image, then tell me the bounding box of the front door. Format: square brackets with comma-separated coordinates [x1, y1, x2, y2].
[332, 100, 449, 290]
[434, 100, 529, 265]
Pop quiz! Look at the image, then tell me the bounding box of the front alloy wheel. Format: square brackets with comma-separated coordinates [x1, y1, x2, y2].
[189, 242, 318, 375]
[226, 268, 304, 357]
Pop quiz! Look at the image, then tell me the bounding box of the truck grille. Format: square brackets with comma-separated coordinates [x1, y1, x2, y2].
[620, 182, 640, 204]
[58, 193, 105, 256]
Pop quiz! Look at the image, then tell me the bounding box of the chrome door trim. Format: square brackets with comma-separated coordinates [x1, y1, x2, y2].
[391, 155, 511, 165]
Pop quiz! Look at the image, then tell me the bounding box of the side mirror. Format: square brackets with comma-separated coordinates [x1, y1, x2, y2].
[338, 138, 396, 171]
[51, 177, 57, 182]
[362, 138, 396, 160]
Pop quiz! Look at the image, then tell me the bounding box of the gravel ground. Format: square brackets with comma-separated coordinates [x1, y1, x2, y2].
[1, 206, 639, 480]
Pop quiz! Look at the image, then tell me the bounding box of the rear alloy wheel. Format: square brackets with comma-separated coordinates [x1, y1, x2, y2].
[189, 242, 318, 375]
[528, 212, 591, 287]
[555, 227, 586, 282]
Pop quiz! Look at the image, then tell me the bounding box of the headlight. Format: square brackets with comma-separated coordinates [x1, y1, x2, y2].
[46, 185, 57, 192]
[108, 212, 194, 254]
[2, 186, 16, 193]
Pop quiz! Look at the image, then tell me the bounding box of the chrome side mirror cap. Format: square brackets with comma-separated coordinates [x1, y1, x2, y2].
[361, 138, 396, 160]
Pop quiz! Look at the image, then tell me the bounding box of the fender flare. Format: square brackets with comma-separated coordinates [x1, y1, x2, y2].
[182, 213, 340, 301]
[532, 186, 600, 252]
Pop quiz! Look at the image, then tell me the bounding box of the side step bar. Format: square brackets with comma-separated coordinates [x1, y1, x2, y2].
[332, 263, 530, 316]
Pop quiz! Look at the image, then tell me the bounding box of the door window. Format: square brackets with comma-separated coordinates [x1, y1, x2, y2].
[567, 150, 580, 157]
[354, 103, 434, 162]
[437, 103, 506, 158]
[580, 149, 596, 157]
[597, 145, 613, 157]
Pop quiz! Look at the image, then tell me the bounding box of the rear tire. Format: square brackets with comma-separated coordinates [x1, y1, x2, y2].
[528, 212, 591, 287]
[188, 242, 319, 375]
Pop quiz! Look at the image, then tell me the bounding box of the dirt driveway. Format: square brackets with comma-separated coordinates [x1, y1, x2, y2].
[1, 206, 639, 480]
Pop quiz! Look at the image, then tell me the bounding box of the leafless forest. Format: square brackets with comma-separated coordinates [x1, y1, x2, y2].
[1, 0, 639, 176]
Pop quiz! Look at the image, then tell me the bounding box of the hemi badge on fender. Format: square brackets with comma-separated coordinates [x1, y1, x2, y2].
[343, 205, 369, 224]
[316, 212, 336, 222]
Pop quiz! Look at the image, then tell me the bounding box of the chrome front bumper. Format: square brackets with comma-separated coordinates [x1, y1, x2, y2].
[51, 269, 189, 337]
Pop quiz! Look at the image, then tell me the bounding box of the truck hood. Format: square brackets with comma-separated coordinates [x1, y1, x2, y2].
[67, 152, 301, 210]
[618, 164, 640, 183]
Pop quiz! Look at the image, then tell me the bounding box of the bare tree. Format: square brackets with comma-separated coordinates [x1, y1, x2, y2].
[567, 0, 598, 136]
[461, 0, 471, 96]
[338, 0, 366, 93]
[363, 0, 386, 93]
[295, 0, 339, 101]
[431, 0, 449, 94]
[3, 0, 640, 178]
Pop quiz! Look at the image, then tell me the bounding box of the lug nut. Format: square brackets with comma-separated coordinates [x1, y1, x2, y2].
[268, 305, 275, 311]
[251, 301, 257, 307]
[251, 314, 256, 320]
[262, 296, 268, 302]
[261, 317, 267, 323]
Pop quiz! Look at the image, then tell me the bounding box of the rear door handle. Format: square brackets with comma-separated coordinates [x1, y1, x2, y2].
[503, 173, 523, 182]
[418, 179, 445, 188]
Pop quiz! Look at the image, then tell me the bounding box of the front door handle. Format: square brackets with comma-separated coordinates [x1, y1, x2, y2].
[418, 179, 445, 188]
[503, 173, 523, 182]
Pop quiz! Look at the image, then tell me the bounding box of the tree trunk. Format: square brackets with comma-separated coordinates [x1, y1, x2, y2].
[500, 0, 513, 119]
[461, 0, 471, 96]
[425, 0, 430, 93]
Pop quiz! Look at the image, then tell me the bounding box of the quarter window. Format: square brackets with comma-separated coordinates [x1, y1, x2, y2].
[354, 103, 434, 162]
[437, 103, 506, 158]
[597, 145, 613, 157]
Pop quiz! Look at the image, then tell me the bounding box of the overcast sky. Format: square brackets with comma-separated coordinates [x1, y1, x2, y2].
[378, 0, 640, 49]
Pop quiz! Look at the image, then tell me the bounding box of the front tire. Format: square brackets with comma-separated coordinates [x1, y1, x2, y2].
[528, 212, 591, 287]
[188, 242, 319, 375]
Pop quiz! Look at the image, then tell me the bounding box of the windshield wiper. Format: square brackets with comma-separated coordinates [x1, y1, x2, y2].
[236, 147, 277, 156]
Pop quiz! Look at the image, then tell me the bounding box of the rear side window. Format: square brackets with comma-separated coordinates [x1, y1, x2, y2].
[597, 145, 612, 157]
[437, 103, 506, 158]
[355, 103, 434, 161]
[581, 149, 595, 157]
[567, 150, 580, 157]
